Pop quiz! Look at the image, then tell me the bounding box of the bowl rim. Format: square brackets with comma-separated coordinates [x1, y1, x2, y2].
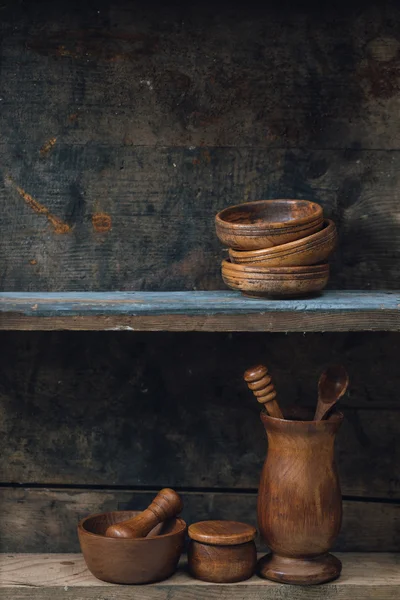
[222, 274, 329, 282]
[229, 219, 336, 260]
[77, 511, 187, 541]
[221, 259, 329, 274]
[215, 199, 323, 231]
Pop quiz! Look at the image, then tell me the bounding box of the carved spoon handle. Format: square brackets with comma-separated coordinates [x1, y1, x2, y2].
[105, 488, 183, 539]
[244, 365, 284, 419]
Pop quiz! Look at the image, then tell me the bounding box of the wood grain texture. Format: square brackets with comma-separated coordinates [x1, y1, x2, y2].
[229, 219, 338, 268]
[1, 2, 400, 291]
[188, 520, 257, 545]
[0, 3, 399, 585]
[221, 261, 330, 298]
[2, 312, 400, 331]
[188, 521, 257, 582]
[314, 365, 349, 421]
[0, 330, 399, 497]
[188, 539, 257, 583]
[0, 553, 399, 600]
[78, 511, 186, 584]
[105, 488, 183, 538]
[0, 291, 400, 331]
[243, 364, 283, 418]
[1, 147, 400, 292]
[1, 1, 400, 151]
[257, 410, 343, 584]
[215, 199, 324, 250]
[0, 488, 398, 553]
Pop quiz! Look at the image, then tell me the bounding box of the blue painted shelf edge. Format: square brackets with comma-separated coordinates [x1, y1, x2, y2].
[0, 291, 399, 331]
[0, 290, 398, 316]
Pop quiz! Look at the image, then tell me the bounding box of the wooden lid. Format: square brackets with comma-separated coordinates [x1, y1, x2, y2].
[188, 520, 257, 545]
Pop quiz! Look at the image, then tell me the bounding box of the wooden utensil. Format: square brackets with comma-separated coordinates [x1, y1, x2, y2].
[314, 365, 349, 421]
[244, 364, 284, 419]
[105, 488, 183, 538]
[215, 199, 323, 250]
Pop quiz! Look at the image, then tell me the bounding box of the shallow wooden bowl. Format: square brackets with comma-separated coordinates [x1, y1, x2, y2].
[222, 260, 329, 277]
[221, 260, 329, 297]
[78, 511, 186, 584]
[215, 199, 323, 250]
[229, 219, 337, 267]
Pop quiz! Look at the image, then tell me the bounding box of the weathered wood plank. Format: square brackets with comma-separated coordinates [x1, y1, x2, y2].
[0, 291, 400, 331]
[2, 1, 400, 151]
[0, 553, 399, 600]
[0, 488, 399, 553]
[3, 312, 400, 332]
[1, 404, 398, 496]
[1, 147, 400, 291]
[1, 291, 399, 315]
[1, 1, 400, 292]
[0, 330, 399, 496]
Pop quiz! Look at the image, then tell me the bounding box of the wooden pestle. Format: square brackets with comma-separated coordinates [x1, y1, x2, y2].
[244, 365, 284, 419]
[105, 488, 183, 539]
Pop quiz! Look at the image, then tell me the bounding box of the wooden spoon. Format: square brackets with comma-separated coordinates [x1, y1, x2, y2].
[105, 488, 183, 538]
[313, 365, 349, 421]
[244, 364, 284, 419]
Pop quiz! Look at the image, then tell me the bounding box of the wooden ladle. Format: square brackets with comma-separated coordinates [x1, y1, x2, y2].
[314, 365, 349, 421]
[105, 488, 183, 538]
[244, 364, 284, 419]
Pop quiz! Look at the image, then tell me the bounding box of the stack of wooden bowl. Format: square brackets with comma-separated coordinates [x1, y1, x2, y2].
[215, 199, 337, 298]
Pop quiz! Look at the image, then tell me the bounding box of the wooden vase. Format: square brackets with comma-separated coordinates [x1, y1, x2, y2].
[257, 409, 343, 585]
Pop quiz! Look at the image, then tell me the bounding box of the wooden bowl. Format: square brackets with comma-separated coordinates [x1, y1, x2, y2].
[78, 511, 186, 584]
[229, 219, 337, 267]
[221, 260, 329, 298]
[222, 261, 329, 277]
[215, 199, 323, 250]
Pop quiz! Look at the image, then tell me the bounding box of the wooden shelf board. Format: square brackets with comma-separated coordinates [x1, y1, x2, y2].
[0, 553, 399, 599]
[0, 290, 399, 331]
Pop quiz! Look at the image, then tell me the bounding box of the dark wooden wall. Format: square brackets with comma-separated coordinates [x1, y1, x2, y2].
[1, 0, 400, 291]
[1, 330, 399, 552]
[0, 0, 400, 552]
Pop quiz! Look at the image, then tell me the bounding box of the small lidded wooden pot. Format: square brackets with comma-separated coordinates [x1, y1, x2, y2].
[188, 520, 257, 583]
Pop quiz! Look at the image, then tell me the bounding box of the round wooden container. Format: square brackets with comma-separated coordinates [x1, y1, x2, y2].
[188, 520, 257, 583]
[78, 511, 186, 584]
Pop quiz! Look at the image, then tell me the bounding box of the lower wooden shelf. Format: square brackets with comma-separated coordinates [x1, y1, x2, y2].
[0, 553, 398, 599]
